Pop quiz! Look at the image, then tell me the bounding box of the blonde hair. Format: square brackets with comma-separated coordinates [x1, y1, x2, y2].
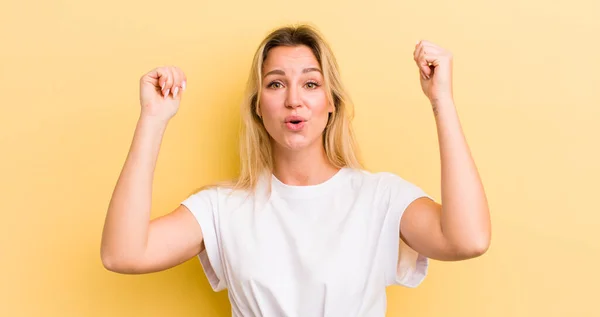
[201, 24, 363, 193]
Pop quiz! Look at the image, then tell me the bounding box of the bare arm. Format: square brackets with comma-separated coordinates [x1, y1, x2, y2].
[399, 41, 491, 261]
[401, 98, 490, 261]
[100, 66, 203, 273]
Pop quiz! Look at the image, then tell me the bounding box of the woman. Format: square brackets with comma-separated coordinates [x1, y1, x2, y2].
[101, 24, 491, 316]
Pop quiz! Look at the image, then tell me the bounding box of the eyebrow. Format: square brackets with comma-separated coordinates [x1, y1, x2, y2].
[263, 67, 322, 78]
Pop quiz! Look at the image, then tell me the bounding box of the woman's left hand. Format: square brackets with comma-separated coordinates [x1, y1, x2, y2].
[414, 40, 454, 102]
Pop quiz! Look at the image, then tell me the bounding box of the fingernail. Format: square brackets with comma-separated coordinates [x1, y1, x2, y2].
[173, 87, 179, 98]
[161, 82, 165, 90]
[164, 88, 170, 98]
[182, 81, 186, 91]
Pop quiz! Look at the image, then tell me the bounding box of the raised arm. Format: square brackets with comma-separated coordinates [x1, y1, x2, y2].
[101, 66, 204, 274]
[399, 41, 491, 261]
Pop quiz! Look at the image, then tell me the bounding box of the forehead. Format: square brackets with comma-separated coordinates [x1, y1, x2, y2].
[263, 45, 320, 70]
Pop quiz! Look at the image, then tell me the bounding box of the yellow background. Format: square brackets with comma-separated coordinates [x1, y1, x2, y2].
[1, 0, 598, 316]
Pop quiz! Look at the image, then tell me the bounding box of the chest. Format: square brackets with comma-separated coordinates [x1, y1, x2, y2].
[217, 192, 388, 295]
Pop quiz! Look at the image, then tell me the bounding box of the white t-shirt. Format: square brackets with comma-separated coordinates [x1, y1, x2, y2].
[181, 167, 432, 317]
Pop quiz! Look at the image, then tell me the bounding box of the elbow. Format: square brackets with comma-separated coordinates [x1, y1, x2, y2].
[101, 251, 124, 273]
[101, 249, 138, 274]
[452, 217, 492, 260]
[456, 236, 491, 259]
[467, 239, 490, 258]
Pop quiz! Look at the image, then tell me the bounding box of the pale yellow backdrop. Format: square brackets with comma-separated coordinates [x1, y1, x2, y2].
[1, 0, 598, 316]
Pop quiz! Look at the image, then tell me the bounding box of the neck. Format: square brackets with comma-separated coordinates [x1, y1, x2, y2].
[271, 140, 339, 186]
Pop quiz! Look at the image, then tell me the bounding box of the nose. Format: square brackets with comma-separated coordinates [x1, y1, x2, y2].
[285, 85, 301, 109]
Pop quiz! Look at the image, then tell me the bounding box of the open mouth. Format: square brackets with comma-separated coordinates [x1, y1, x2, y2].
[285, 118, 306, 130]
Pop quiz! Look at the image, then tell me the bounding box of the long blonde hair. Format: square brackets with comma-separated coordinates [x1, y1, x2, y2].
[203, 24, 363, 193]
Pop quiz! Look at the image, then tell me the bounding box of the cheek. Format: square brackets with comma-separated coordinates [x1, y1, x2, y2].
[259, 91, 285, 114]
[308, 92, 330, 116]
[258, 93, 281, 131]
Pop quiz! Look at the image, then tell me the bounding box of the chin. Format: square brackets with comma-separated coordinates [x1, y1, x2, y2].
[275, 134, 315, 152]
[283, 138, 311, 151]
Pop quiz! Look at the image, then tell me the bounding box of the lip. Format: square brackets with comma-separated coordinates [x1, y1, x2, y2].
[284, 115, 307, 131]
[285, 121, 305, 131]
[284, 115, 307, 123]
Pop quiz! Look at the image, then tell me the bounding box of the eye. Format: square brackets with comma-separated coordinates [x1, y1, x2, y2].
[267, 81, 283, 89]
[305, 81, 320, 89]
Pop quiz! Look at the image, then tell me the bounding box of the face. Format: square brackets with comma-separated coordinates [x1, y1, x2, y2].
[258, 45, 333, 152]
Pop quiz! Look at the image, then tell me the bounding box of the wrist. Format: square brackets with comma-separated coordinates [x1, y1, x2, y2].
[139, 114, 170, 128]
[430, 97, 455, 117]
[137, 114, 169, 134]
[429, 95, 454, 105]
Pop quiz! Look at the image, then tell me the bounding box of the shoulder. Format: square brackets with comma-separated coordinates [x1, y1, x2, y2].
[186, 185, 251, 202]
[183, 184, 253, 209]
[344, 168, 416, 189]
[344, 168, 430, 202]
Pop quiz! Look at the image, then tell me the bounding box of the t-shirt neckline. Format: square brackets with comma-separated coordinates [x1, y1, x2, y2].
[271, 167, 349, 199]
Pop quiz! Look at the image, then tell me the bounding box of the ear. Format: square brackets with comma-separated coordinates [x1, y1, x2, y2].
[327, 102, 335, 114]
[327, 93, 337, 114]
[252, 94, 262, 119]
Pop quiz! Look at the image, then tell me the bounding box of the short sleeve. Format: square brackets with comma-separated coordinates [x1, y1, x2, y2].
[181, 188, 227, 292]
[380, 173, 433, 288]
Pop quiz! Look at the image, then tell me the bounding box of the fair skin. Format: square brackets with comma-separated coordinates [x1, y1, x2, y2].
[259, 45, 339, 185]
[400, 40, 491, 261]
[100, 67, 204, 274]
[100, 40, 490, 274]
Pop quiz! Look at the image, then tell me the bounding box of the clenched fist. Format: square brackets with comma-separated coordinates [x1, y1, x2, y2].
[414, 40, 453, 103]
[139, 66, 187, 123]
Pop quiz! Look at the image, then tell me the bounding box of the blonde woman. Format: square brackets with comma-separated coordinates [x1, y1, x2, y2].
[101, 24, 491, 316]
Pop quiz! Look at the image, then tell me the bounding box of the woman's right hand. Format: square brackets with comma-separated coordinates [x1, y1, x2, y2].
[139, 66, 187, 123]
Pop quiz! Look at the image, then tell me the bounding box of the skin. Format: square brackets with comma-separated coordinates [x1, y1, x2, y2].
[259, 45, 338, 186]
[100, 40, 491, 275]
[401, 40, 491, 261]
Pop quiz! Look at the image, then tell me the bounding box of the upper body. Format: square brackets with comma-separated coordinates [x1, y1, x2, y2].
[101, 24, 491, 317]
[182, 168, 431, 316]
